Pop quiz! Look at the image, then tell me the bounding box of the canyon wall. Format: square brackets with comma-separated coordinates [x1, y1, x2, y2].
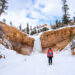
[0, 21, 75, 54]
[0, 22, 34, 55]
[40, 27, 75, 53]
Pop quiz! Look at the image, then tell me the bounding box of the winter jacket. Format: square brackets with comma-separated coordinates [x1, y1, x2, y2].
[47, 49, 53, 57]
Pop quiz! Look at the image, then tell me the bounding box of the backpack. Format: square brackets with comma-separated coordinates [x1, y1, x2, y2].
[49, 51, 52, 56]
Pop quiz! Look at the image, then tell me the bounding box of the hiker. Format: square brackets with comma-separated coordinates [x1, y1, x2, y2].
[47, 48, 53, 65]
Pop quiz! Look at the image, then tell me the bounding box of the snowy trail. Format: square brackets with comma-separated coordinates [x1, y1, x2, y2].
[0, 44, 75, 75]
[0, 52, 75, 75]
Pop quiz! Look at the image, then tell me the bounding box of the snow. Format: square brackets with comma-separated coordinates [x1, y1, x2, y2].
[0, 25, 75, 75]
[0, 43, 75, 75]
[29, 32, 42, 54]
[32, 35, 42, 54]
[3, 38, 12, 49]
[43, 24, 75, 33]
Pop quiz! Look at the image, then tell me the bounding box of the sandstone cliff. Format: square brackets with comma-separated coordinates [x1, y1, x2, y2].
[0, 21, 75, 54]
[0, 22, 34, 55]
[41, 27, 75, 53]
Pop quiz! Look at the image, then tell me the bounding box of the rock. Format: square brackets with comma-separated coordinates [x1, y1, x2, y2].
[2, 38, 13, 49]
[56, 39, 70, 50]
[0, 39, 2, 44]
[0, 22, 34, 55]
[41, 27, 75, 52]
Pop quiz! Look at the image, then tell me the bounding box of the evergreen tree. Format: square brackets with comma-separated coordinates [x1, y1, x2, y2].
[38, 30, 40, 33]
[74, 17, 75, 22]
[56, 19, 59, 27]
[10, 21, 12, 26]
[2, 18, 6, 23]
[0, 0, 8, 16]
[74, 12, 75, 22]
[34, 28, 36, 34]
[37, 26, 39, 33]
[19, 24, 22, 31]
[41, 27, 49, 32]
[27, 23, 29, 34]
[37, 26, 39, 29]
[62, 0, 69, 24]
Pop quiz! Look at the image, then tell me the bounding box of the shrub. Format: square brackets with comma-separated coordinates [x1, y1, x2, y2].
[40, 27, 49, 32]
[30, 31, 36, 35]
[69, 34, 75, 41]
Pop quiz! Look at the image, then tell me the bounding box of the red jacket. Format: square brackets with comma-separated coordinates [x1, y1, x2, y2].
[47, 49, 53, 57]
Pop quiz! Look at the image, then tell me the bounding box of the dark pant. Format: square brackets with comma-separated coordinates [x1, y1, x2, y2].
[48, 56, 53, 65]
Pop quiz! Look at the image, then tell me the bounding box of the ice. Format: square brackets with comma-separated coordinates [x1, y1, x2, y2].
[32, 36, 42, 54]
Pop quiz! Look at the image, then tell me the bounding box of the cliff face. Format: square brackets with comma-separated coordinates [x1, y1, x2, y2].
[41, 27, 75, 53]
[1, 21, 75, 54]
[0, 22, 34, 55]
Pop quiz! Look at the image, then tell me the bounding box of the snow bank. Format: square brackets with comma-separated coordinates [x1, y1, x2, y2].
[0, 44, 16, 58]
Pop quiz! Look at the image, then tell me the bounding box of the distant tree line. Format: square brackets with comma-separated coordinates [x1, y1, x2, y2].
[51, 0, 75, 29]
[19, 23, 49, 35]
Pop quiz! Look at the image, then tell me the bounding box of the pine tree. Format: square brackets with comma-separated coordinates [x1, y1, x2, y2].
[74, 17, 75, 22]
[19, 24, 22, 31]
[2, 18, 6, 23]
[0, 0, 8, 16]
[38, 30, 40, 33]
[56, 19, 59, 27]
[27, 23, 29, 34]
[10, 21, 13, 26]
[34, 28, 36, 34]
[62, 0, 69, 24]
[37, 26, 39, 33]
[74, 12, 75, 22]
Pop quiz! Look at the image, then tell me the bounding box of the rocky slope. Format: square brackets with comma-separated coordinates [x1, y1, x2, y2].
[41, 27, 75, 53]
[0, 22, 34, 55]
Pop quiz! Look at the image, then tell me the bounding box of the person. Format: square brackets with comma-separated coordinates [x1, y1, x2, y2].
[47, 48, 53, 65]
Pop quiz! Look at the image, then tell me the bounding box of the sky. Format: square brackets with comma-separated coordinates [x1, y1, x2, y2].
[0, 0, 75, 28]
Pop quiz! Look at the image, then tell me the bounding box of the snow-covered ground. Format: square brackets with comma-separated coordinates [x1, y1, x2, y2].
[0, 43, 75, 75]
